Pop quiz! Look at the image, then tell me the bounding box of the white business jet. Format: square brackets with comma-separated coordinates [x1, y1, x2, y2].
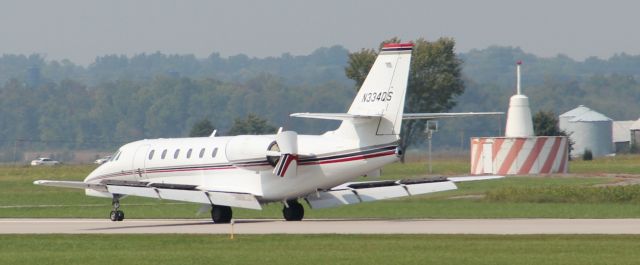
[35, 43, 502, 223]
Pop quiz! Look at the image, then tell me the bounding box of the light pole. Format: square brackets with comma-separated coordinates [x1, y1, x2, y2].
[425, 121, 438, 174]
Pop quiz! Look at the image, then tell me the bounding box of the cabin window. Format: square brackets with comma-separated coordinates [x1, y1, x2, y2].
[186, 148, 192, 158]
[174, 149, 180, 159]
[161, 149, 167, 159]
[199, 148, 205, 158]
[211, 147, 218, 158]
[148, 150, 155, 160]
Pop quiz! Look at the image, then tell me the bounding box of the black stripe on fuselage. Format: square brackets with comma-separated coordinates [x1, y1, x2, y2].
[298, 145, 397, 164]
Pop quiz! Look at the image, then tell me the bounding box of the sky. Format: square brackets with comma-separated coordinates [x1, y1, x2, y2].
[0, 0, 638, 65]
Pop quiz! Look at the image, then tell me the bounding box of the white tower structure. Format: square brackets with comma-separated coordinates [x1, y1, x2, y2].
[471, 61, 568, 176]
[504, 61, 534, 137]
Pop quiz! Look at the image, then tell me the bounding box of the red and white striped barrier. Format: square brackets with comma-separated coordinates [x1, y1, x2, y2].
[470, 136, 569, 175]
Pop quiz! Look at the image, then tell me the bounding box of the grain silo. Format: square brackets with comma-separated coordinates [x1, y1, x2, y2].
[559, 106, 613, 158]
[558, 105, 590, 133]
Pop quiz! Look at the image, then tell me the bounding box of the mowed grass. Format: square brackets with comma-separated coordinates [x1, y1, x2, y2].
[1, 234, 640, 265]
[1, 155, 640, 219]
[570, 154, 640, 174]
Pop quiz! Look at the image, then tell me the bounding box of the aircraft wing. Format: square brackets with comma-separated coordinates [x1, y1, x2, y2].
[33, 180, 107, 190]
[402, 112, 503, 120]
[304, 175, 503, 209]
[33, 179, 262, 210]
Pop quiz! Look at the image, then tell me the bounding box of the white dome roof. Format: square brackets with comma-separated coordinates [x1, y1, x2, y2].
[559, 105, 591, 118]
[561, 105, 611, 122]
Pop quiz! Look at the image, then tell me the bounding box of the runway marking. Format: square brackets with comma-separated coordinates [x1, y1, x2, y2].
[1, 218, 640, 235]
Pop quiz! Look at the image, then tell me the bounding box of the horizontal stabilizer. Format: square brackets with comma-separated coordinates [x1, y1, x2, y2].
[290, 112, 382, 121]
[402, 112, 503, 120]
[305, 177, 457, 209]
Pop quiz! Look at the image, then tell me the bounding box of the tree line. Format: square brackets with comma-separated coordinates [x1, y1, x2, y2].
[2, 42, 640, 160]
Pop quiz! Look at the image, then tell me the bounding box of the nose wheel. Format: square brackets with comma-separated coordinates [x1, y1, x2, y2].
[109, 196, 125, 222]
[282, 200, 304, 221]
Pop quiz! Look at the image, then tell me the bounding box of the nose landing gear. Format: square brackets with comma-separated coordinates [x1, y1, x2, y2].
[109, 196, 125, 222]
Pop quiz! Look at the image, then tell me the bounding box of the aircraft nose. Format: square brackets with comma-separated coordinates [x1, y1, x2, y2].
[84, 166, 103, 183]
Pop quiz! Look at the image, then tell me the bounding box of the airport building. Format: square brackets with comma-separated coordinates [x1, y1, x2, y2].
[613, 120, 634, 153]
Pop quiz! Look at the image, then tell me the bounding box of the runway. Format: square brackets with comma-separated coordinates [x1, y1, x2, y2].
[1, 218, 640, 234]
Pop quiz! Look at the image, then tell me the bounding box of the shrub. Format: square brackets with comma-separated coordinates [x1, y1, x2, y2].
[583, 149, 593, 161]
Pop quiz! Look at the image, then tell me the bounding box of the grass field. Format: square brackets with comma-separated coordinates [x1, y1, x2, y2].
[1, 234, 640, 265]
[1, 155, 640, 219]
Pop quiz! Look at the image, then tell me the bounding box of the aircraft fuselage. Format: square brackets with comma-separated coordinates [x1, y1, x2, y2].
[85, 134, 400, 202]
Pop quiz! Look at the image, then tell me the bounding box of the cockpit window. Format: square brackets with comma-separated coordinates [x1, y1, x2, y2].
[161, 149, 167, 159]
[199, 148, 205, 158]
[115, 151, 122, 161]
[174, 149, 180, 159]
[186, 149, 192, 159]
[148, 150, 155, 160]
[108, 152, 117, 162]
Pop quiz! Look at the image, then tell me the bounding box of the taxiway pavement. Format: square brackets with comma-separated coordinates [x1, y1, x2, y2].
[1, 218, 639, 234]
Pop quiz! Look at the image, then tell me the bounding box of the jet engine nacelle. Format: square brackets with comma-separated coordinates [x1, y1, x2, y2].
[224, 132, 299, 177]
[225, 135, 275, 170]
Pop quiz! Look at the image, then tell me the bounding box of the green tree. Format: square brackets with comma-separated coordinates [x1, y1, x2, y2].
[533, 110, 561, 136]
[344, 48, 377, 89]
[345, 38, 465, 161]
[227, 114, 277, 135]
[189, 119, 215, 137]
[533, 110, 574, 158]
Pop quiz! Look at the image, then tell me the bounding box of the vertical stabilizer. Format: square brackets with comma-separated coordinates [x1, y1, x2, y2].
[342, 43, 413, 136]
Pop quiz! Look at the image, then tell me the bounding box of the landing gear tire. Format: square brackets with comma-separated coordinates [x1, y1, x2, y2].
[110, 210, 118, 221]
[282, 200, 304, 221]
[211, 206, 232, 223]
[116, 210, 125, 221]
[110, 195, 124, 222]
[110, 210, 125, 222]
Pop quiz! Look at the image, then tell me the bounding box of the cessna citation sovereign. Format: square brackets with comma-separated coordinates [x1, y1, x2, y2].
[35, 43, 502, 223]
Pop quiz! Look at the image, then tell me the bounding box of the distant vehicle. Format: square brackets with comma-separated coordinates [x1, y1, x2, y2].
[94, 156, 111, 165]
[30, 157, 60, 166]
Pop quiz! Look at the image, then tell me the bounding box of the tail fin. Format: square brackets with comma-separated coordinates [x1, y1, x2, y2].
[290, 43, 413, 142]
[341, 43, 413, 136]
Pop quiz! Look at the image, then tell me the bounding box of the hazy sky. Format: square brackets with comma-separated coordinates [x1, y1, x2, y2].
[0, 0, 638, 65]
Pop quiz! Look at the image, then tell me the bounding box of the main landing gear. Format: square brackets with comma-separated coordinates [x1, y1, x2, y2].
[211, 205, 232, 223]
[282, 200, 304, 221]
[109, 196, 125, 222]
